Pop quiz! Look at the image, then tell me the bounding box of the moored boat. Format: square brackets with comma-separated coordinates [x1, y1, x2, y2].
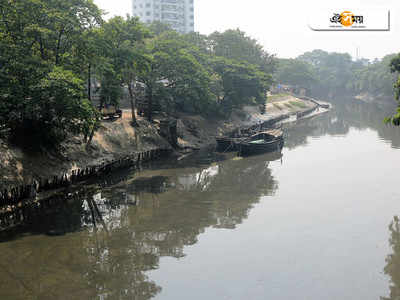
[238, 129, 284, 156]
[216, 136, 245, 152]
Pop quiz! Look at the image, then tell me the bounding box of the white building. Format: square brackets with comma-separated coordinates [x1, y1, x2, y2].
[132, 0, 194, 34]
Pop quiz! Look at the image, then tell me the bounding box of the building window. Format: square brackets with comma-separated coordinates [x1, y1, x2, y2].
[146, 3, 151, 8]
[146, 11, 151, 16]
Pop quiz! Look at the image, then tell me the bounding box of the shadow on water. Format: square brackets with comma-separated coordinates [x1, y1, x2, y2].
[382, 217, 400, 300]
[1, 98, 399, 299]
[0, 148, 281, 300]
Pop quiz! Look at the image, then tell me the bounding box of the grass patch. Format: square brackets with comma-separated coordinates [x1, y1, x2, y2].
[284, 103, 293, 109]
[289, 101, 307, 109]
[268, 93, 290, 101]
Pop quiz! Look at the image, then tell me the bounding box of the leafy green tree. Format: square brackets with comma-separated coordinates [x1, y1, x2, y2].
[211, 57, 272, 114]
[351, 55, 396, 97]
[183, 32, 211, 55]
[134, 32, 215, 120]
[147, 21, 173, 36]
[385, 54, 400, 126]
[209, 29, 276, 74]
[96, 16, 150, 125]
[34, 67, 101, 143]
[298, 50, 354, 98]
[75, 28, 107, 104]
[0, 0, 102, 147]
[275, 58, 317, 90]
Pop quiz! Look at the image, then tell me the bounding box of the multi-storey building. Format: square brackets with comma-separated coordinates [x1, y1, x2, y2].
[132, 0, 194, 34]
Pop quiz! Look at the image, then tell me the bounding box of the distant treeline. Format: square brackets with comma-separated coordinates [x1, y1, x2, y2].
[275, 49, 399, 100]
[0, 0, 276, 148]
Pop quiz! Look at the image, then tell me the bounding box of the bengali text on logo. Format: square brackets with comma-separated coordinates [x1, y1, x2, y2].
[329, 11, 364, 28]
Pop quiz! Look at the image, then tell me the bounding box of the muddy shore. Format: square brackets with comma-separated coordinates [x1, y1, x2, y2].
[0, 94, 330, 190]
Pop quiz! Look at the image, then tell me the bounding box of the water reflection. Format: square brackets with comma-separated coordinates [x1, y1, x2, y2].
[382, 217, 400, 300]
[0, 150, 280, 300]
[1, 98, 400, 300]
[284, 98, 400, 149]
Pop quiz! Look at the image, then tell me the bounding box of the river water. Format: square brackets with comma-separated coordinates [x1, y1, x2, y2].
[1, 99, 400, 300]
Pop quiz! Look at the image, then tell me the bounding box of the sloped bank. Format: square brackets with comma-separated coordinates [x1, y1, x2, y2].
[0, 112, 172, 191]
[176, 94, 330, 150]
[0, 95, 329, 193]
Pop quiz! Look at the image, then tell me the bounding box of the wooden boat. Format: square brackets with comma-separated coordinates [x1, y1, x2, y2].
[238, 129, 284, 156]
[216, 136, 245, 152]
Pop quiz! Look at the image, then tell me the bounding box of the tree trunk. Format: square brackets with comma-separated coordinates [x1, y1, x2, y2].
[88, 64, 92, 103]
[147, 85, 153, 122]
[55, 28, 64, 66]
[86, 126, 96, 149]
[39, 36, 45, 60]
[128, 82, 138, 126]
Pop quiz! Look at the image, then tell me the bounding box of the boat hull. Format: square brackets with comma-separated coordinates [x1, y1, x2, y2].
[216, 137, 243, 152]
[239, 138, 284, 156]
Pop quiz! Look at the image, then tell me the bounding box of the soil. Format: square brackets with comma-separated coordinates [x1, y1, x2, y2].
[0, 95, 328, 189]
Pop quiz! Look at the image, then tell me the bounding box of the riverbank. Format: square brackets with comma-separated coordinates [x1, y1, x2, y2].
[1, 97, 398, 300]
[0, 114, 172, 190]
[176, 93, 330, 150]
[0, 94, 329, 190]
[354, 92, 395, 104]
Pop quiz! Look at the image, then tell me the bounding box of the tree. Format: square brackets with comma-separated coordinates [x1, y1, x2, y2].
[385, 54, 400, 126]
[211, 57, 272, 114]
[298, 50, 354, 98]
[133, 32, 215, 120]
[97, 16, 150, 125]
[35, 67, 101, 144]
[148, 21, 173, 36]
[275, 58, 317, 90]
[0, 0, 103, 147]
[351, 55, 396, 97]
[209, 29, 276, 74]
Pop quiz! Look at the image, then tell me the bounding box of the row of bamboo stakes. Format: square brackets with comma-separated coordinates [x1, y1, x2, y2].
[0, 148, 170, 208]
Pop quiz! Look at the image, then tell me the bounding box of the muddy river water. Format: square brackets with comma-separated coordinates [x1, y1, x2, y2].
[1, 99, 400, 300]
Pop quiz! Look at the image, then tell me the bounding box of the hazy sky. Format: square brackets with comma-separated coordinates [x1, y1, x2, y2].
[93, 0, 400, 60]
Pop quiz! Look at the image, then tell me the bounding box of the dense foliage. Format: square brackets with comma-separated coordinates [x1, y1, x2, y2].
[275, 58, 316, 90]
[275, 49, 398, 101]
[0, 1, 275, 147]
[385, 54, 400, 126]
[275, 49, 400, 127]
[0, 0, 102, 146]
[133, 28, 275, 119]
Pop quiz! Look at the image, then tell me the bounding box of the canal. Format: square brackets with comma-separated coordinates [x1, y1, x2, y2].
[1, 99, 400, 300]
